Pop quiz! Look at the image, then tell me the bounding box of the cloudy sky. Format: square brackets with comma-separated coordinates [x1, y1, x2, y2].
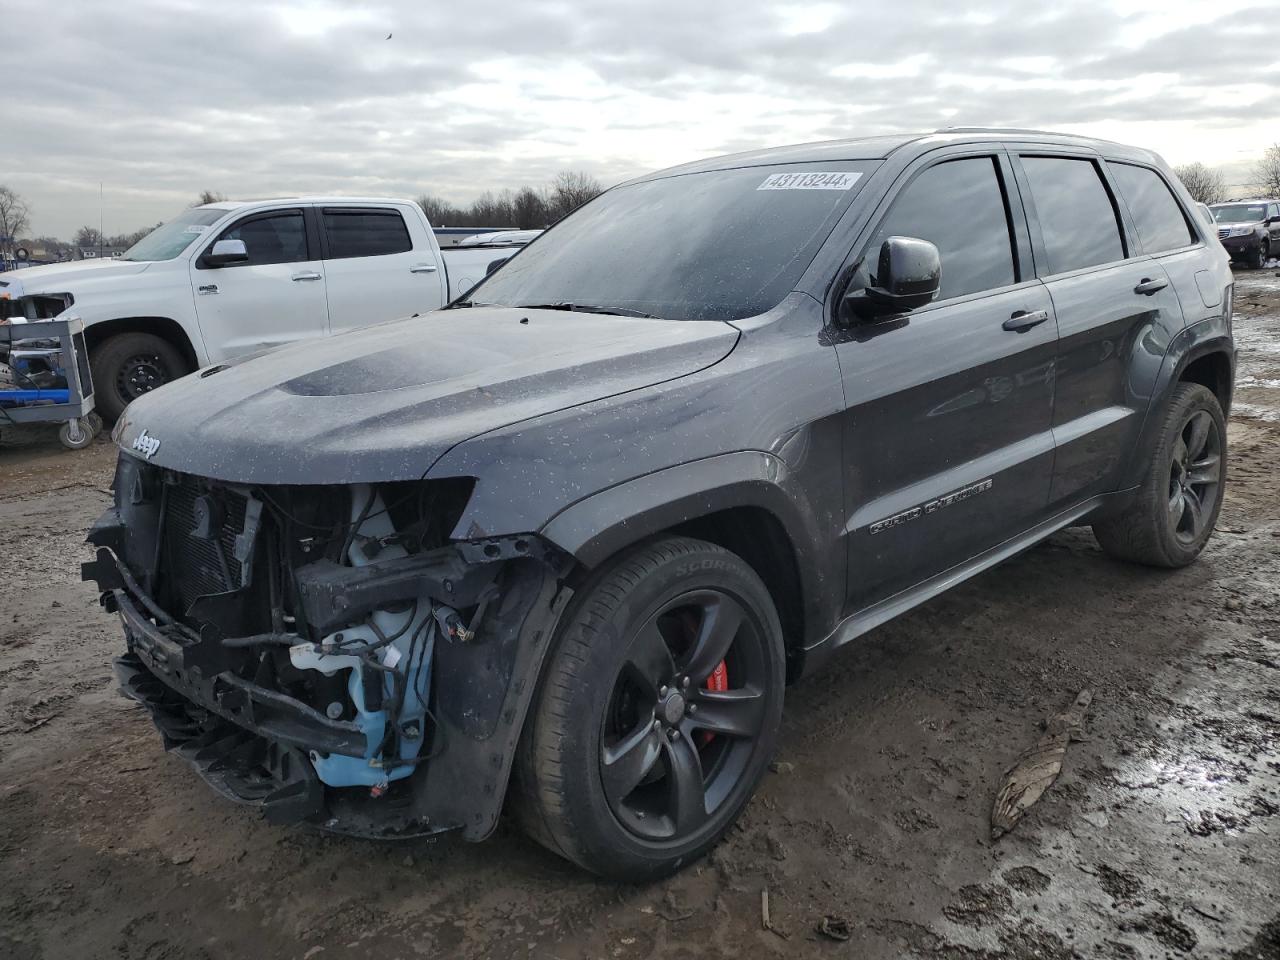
[4, 0, 1278, 239]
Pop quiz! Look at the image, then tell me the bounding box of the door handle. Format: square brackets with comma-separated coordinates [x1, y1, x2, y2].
[1133, 277, 1168, 296]
[410, 263, 438, 274]
[1003, 309, 1050, 333]
[291, 271, 322, 282]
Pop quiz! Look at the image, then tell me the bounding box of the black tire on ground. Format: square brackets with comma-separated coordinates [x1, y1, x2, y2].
[513, 535, 785, 880]
[1247, 242, 1266, 270]
[1092, 383, 1227, 568]
[89, 332, 189, 423]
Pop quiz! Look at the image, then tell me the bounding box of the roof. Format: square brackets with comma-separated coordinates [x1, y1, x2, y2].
[197, 196, 419, 212]
[633, 128, 1162, 181]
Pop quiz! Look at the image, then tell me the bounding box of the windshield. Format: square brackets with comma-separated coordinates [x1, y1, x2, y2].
[466, 162, 876, 321]
[1212, 204, 1267, 224]
[122, 207, 229, 261]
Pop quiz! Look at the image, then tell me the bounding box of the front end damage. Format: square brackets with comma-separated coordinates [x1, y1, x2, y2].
[82, 454, 572, 839]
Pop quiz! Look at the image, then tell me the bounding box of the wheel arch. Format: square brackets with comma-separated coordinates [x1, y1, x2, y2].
[539, 451, 825, 679]
[84, 316, 200, 371]
[1114, 319, 1234, 492]
[1177, 345, 1234, 415]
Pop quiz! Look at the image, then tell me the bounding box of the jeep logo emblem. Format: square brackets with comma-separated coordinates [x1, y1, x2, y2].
[132, 429, 161, 460]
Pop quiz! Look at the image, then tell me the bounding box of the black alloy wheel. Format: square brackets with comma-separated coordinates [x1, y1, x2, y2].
[1093, 382, 1227, 567]
[1167, 408, 1222, 546]
[599, 588, 769, 841]
[513, 536, 785, 880]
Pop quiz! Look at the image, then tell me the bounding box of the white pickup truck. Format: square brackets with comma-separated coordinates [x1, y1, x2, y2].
[0, 198, 521, 419]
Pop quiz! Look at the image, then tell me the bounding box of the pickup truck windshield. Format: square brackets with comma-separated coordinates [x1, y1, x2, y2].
[122, 208, 228, 262]
[1212, 204, 1267, 224]
[469, 162, 876, 321]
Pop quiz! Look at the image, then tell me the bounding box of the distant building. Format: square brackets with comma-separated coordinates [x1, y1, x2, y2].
[77, 246, 125, 260]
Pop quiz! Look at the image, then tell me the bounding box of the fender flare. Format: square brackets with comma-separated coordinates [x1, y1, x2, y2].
[1115, 317, 1234, 491]
[539, 450, 811, 568]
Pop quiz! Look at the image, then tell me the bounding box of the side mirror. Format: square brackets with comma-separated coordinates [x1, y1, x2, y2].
[485, 255, 511, 276]
[202, 238, 249, 268]
[846, 236, 941, 320]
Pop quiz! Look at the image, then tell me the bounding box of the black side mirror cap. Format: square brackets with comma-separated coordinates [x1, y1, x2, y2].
[844, 236, 941, 321]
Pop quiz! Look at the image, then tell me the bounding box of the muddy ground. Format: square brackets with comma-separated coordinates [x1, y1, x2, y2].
[2, 269, 1279, 960]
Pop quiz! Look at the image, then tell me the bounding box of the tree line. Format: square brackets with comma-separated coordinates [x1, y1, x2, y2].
[1174, 146, 1280, 204]
[415, 170, 603, 228]
[7, 145, 1280, 258]
[0, 170, 604, 259]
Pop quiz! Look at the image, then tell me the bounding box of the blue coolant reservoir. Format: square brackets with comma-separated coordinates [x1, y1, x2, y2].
[287, 485, 434, 788]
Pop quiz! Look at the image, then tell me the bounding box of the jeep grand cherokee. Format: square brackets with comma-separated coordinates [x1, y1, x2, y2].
[84, 129, 1234, 880]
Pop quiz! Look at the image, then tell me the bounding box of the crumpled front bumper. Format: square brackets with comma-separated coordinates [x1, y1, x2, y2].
[84, 521, 575, 840]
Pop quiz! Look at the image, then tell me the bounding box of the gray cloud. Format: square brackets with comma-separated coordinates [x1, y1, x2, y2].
[3, 0, 1277, 238]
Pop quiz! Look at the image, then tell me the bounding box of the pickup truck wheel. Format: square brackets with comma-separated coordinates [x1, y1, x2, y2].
[1092, 383, 1226, 567]
[513, 535, 784, 880]
[90, 333, 189, 422]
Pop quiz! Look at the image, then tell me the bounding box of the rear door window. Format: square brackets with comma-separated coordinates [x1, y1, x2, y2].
[1109, 163, 1194, 253]
[1020, 157, 1125, 274]
[857, 156, 1017, 301]
[322, 209, 413, 259]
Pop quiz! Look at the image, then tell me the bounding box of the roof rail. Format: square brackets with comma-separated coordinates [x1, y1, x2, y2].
[932, 126, 1130, 148]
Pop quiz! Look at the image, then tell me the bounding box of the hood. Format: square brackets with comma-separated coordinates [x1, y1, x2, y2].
[115, 307, 739, 484]
[0, 259, 152, 298]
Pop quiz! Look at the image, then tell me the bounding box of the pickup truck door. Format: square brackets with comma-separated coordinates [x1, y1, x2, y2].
[191, 207, 328, 361]
[833, 151, 1058, 612]
[318, 205, 446, 335]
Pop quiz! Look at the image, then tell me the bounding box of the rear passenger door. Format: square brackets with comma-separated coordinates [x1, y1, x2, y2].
[1011, 152, 1187, 509]
[834, 151, 1059, 611]
[319, 206, 447, 336]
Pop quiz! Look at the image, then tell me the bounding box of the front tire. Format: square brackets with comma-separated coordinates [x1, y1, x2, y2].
[1247, 242, 1266, 270]
[1092, 383, 1226, 567]
[90, 332, 189, 423]
[513, 536, 785, 880]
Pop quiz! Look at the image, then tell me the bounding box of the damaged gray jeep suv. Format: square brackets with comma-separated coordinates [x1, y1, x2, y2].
[85, 129, 1235, 879]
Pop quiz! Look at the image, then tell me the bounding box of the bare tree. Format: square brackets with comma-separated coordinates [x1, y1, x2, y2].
[0, 185, 31, 242]
[195, 190, 227, 206]
[1173, 162, 1227, 205]
[1252, 144, 1280, 197]
[74, 225, 106, 250]
[511, 186, 549, 229]
[415, 169, 605, 229]
[548, 171, 602, 220]
[416, 193, 465, 226]
[110, 223, 160, 249]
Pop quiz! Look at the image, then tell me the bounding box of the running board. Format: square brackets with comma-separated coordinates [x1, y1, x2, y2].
[804, 491, 1125, 665]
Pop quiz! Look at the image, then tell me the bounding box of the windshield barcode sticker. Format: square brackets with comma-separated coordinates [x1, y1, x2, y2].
[184, 225, 210, 233]
[757, 171, 862, 191]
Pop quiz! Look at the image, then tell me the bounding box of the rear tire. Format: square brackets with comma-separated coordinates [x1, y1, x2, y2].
[1092, 383, 1226, 567]
[90, 332, 189, 423]
[513, 535, 785, 880]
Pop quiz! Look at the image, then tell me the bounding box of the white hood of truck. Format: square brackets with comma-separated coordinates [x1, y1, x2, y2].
[0, 259, 153, 298]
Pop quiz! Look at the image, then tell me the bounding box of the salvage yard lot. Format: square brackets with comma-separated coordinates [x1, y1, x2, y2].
[2, 270, 1279, 960]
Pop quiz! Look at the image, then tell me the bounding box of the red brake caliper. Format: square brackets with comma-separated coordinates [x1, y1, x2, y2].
[702, 660, 728, 744]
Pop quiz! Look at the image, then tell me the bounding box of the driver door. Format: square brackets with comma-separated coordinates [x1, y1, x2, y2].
[191, 207, 329, 361]
[833, 152, 1059, 611]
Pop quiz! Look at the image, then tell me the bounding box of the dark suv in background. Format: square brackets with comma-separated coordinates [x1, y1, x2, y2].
[86, 128, 1234, 879]
[1210, 199, 1280, 268]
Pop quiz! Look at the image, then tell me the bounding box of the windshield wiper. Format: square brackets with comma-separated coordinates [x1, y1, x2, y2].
[516, 302, 663, 319]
